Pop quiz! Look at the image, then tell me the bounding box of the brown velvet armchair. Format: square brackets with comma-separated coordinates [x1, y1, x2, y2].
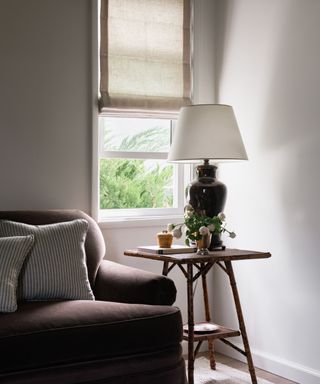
[0, 210, 187, 384]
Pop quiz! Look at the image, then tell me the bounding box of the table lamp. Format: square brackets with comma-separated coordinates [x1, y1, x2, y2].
[168, 104, 248, 250]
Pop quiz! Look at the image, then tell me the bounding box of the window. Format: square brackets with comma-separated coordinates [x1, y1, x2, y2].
[99, 116, 185, 219]
[97, 0, 192, 221]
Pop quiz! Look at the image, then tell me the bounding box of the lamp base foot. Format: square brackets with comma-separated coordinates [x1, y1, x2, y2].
[208, 245, 226, 252]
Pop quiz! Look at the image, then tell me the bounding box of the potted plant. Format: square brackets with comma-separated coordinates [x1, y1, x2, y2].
[167, 205, 236, 254]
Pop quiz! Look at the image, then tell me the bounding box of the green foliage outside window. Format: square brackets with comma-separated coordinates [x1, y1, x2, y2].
[100, 126, 174, 209]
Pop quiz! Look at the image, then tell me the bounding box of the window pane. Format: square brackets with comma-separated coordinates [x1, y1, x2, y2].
[100, 117, 171, 152]
[100, 158, 174, 209]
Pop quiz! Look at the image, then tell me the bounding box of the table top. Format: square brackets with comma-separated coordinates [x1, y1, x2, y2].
[124, 248, 271, 264]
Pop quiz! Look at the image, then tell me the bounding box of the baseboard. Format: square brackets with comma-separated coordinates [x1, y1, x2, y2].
[215, 341, 320, 384]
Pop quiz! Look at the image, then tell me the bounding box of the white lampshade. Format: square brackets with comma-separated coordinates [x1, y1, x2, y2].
[168, 104, 248, 162]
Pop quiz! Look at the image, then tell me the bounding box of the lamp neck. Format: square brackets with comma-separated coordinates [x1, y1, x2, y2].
[196, 159, 217, 178]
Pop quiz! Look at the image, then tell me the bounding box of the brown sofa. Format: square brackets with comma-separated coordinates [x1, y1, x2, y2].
[0, 210, 187, 384]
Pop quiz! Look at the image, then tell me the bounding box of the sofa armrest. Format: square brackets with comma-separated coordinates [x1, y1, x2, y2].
[93, 260, 177, 305]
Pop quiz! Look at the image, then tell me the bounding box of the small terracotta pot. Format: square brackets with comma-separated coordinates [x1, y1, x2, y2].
[157, 231, 173, 248]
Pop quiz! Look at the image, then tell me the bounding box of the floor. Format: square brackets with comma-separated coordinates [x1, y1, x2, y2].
[198, 352, 298, 384]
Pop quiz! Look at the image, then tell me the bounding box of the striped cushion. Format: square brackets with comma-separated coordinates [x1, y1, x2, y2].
[0, 236, 34, 312]
[0, 219, 94, 301]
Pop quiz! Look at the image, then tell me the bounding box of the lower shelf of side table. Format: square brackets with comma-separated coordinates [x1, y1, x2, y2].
[183, 322, 240, 341]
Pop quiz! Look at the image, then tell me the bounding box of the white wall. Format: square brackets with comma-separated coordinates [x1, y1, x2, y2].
[0, 0, 92, 212]
[212, 1, 320, 383]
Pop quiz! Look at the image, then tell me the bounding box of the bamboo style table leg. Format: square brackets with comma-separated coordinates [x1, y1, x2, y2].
[201, 264, 216, 370]
[225, 261, 257, 384]
[162, 261, 169, 276]
[187, 263, 195, 384]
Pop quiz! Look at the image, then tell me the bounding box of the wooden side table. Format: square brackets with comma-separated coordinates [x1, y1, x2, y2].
[124, 248, 271, 384]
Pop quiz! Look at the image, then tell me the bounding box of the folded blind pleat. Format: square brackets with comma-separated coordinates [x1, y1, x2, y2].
[100, 0, 191, 114]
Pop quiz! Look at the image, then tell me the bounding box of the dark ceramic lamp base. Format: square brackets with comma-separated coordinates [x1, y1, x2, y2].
[210, 234, 226, 251]
[187, 159, 227, 250]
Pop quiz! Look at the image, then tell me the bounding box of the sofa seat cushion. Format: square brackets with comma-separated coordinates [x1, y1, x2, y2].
[0, 300, 182, 374]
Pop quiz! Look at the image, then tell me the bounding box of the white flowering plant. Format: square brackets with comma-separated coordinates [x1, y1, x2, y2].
[167, 205, 236, 246]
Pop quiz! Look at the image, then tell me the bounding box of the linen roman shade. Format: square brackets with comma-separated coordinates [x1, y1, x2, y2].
[100, 0, 191, 115]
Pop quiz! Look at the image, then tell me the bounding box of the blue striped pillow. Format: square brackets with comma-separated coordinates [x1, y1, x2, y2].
[0, 236, 34, 312]
[0, 219, 94, 301]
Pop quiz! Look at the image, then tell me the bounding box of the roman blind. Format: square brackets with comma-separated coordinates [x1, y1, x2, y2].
[100, 0, 191, 115]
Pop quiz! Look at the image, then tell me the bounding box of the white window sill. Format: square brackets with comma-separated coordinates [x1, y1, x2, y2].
[98, 214, 184, 229]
